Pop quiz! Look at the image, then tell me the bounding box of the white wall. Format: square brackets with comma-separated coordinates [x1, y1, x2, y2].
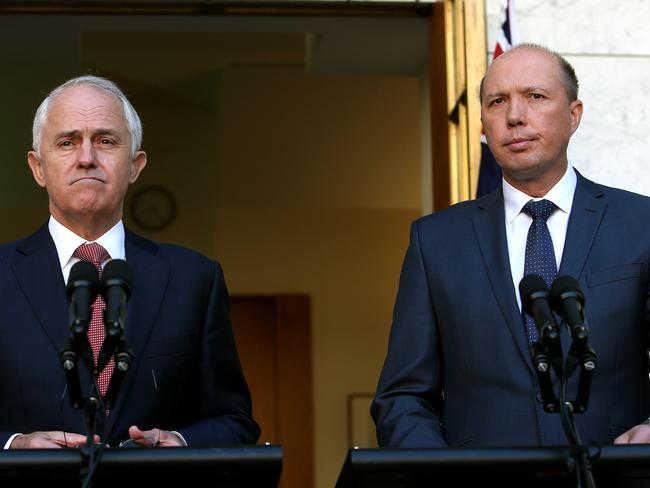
[485, 0, 650, 195]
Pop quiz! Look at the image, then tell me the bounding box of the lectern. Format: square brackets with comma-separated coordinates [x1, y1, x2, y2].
[0, 444, 282, 488]
[335, 446, 650, 488]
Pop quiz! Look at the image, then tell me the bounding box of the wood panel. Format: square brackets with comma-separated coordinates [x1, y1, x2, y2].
[429, 0, 487, 209]
[230, 295, 313, 488]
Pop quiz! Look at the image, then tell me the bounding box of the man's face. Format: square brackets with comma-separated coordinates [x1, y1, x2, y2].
[481, 47, 582, 193]
[28, 84, 146, 228]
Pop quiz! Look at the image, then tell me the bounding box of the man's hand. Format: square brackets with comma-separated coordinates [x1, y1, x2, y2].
[614, 423, 650, 444]
[127, 425, 184, 447]
[10, 431, 99, 449]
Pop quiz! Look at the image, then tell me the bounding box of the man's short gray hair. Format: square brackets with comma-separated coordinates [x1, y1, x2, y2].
[32, 75, 142, 156]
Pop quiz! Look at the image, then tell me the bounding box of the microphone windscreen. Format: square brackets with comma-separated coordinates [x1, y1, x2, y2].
[550, 275, 584, 305]
[102, 259, 133, 296]
[67, 260, 100, 296]
[519, 274, 548, 314]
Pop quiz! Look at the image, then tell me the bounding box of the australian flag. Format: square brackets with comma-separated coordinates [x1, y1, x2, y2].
[476, 0, 520, 198]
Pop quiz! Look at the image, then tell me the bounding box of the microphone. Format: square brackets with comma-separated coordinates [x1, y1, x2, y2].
[519, 274, 564, 376]
[67, 260, 100, 341]
[550, 275, 585, 333]
[97, 259, 133, 374]
[61, 260, 100, 408]
[550, 276, 592, 375]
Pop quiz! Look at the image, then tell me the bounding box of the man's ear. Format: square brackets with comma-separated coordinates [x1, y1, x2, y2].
[27, 151, 47, 188]
[569, 99, 584, 134]
[129, 151, 147, 184]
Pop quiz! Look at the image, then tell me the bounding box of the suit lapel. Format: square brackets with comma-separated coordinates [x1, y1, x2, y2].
[12, 224, 69, 354]
[104, 230, 170, 435]
[558, 173, 606, 279]
[472, 190, 535, 372]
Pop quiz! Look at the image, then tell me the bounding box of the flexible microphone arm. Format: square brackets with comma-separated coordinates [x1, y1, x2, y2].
[103, 340, 134, 410]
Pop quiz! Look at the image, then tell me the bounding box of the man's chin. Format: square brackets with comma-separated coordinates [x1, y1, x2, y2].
[499, 158, 548, 181]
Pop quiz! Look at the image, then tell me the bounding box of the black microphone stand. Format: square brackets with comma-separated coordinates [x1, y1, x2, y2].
[60, 260, 134, 488]
[60, 314, 104, 488]
[79, 393, 102, 488]
[79, 337, 133, 487]
[80, 260, 135, 486]
[530, 306, 598, 488]
[75, 337, 133, 488]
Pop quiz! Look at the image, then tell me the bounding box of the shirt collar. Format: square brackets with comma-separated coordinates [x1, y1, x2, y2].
[48, 216, 126, 269]
[503, 165, 577, 224]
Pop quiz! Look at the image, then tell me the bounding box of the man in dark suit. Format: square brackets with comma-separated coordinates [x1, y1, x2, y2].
[371, 44, 650, 447]
[0, 75, 260, 449]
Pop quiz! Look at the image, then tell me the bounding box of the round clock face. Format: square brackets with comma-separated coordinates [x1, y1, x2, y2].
[130, 185, 177, 231]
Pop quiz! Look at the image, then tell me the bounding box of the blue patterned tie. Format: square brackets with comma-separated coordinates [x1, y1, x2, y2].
[522, 199, 557, 342]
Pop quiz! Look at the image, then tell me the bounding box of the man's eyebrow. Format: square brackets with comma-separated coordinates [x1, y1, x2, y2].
[93, 128, 120, 137]
[521, 85, 549, 93]
[484, 85, 550, 99]
[54, 130, 80, 139]
[484, 90, 507, 99]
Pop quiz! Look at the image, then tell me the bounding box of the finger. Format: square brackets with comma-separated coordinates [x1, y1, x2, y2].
[614, 425, 650, 445]
[44, 431, 79, 448]
[145, 428, 161, 447]
[66, 434, 102, 448]
[128, 425, 145, 441]
[627, 428, 650, 444]
[55, 432, 96, 448]
[128, 426, 158, 446]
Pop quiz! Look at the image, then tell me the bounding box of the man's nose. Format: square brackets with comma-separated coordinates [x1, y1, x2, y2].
[77, 140, 96, 166]
[506, 97, 527, 127]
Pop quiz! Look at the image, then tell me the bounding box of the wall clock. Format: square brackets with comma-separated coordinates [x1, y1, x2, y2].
[130, 185, 177, 231]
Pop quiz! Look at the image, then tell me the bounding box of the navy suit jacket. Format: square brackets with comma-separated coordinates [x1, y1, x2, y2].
[0, 224, 260, 448]
[372, 172, 650, 448]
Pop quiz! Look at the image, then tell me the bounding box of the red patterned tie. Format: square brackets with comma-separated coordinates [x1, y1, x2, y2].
[73, 242, 114, 397]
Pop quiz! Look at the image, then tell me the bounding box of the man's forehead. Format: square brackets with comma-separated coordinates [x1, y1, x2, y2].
[47, 86, 126, 127]
[483, 48, 559, 91]
[491, 46, 555, 68]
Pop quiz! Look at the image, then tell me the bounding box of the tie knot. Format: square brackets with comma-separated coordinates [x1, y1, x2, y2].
[522, 199, 556, 222]
[73, 242, 110, 269]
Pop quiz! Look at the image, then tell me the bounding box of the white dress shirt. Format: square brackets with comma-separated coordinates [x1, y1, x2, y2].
[48, 216, 126, 284]
[503, 165, 577, 311]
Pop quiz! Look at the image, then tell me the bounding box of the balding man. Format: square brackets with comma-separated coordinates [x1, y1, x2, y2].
[0, 76, 259, 449]
[372, 44, 650, 447]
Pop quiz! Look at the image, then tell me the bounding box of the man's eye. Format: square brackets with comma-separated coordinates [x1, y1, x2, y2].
[99, 139, 114, 145]
[489, 98, 504, 106]
[530, 93, 544, 100]
[59, 140, 72, 147]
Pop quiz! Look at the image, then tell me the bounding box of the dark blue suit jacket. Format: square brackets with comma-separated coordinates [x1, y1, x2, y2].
[372, 173, 650, 447]
[0, 224, 260, 447]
